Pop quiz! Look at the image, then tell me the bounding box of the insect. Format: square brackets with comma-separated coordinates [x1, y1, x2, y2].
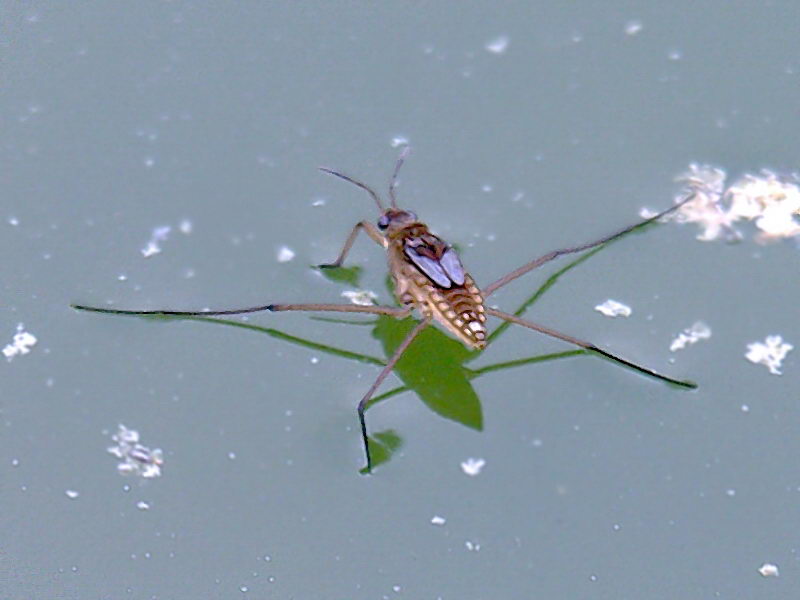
[73, 149, 697, 472]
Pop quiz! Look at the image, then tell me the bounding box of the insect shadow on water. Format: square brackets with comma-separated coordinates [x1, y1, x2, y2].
[73, 149, 698, 473]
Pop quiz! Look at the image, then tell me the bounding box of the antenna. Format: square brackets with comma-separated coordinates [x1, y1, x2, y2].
[318, 167, 384, 212]
[388, 146, 411, 208]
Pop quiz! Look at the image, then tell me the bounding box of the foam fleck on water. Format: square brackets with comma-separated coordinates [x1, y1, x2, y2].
[3, 324, 37, 360]
[625, 20, 643, 36]
[745, 335, 793, 375]
[651, 165, 800, 244]
[276, 246, 295, 263]
[594, 299, 632, 318]
[141, 225, 172, 258]
[460, 457, 485, 476]
[341, 289, 378, 306]
[670, 321, 711, 352]
[485, 35, 510, 54]
[107, 424, 164, 478]
[758, 563, 779, 577]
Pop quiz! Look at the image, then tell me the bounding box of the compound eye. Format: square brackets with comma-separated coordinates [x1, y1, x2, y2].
[378, 215, 390, 230]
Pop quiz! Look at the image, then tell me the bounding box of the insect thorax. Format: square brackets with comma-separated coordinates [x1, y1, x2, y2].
[388, 226, 487, 349]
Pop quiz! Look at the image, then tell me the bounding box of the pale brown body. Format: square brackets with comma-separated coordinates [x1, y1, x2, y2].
[385, 223, 487, 349]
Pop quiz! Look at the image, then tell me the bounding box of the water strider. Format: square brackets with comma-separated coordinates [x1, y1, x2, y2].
[73, 149, 697, 472]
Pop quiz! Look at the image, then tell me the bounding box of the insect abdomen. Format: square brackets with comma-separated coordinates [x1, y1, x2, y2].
[413, 274, 486, 350]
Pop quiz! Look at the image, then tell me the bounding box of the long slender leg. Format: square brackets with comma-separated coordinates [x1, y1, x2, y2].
[317, 220, 386, 269]
[269, 304, 409, 318]
[72, 302, 411, 318]
[485, 308, 696, 388]
[483, 192, 698, 297]
[358, 316, 432, 473]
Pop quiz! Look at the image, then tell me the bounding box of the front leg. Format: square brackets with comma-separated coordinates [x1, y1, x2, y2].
[318, 220, 386, 269]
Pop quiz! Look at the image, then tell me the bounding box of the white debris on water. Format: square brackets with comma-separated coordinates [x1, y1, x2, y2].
[669, 321, 711, 352]
[3, 324, 37, 360]
[758, 563, 779, 577]
[728, 173, 800, 242]
[594, 299, 632, 318]
[107, 424, 164, 478]
[390, 136, 409, 148]
[276, 246, 296, 263]
[666, 165, 736, 242]
[745, 335, 793, 375]
[485, 35, 510, 54]
[341, 289, 378, 306]
[648, 164, 800, 244]
[141, 220, 193, 257]
[465, 540, 481, 552]
[141, 225, 172, 258]
[460, 457, 485, 476]
[624, 20, 643, 36]
[430, 515, 447, 526]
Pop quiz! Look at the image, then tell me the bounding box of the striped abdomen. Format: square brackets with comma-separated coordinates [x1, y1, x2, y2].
[396, 261, 487, 349]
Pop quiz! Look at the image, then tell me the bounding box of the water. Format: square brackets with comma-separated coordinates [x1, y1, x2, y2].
[3, 2, 799, 598]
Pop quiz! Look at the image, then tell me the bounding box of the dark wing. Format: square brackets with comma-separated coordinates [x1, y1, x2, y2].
[404, 235, 466, 289]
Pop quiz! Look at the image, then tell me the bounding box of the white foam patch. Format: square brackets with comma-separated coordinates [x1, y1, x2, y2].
[625, 20, 643, 36]
[276, 246, 295, 263]
[594, 299, 632, 318]
[341, 289, 378, 306]
[141, 225, 172, 258]
[460, 457, 485, 476]
[745, 335, 793, 375]
[485, 35, 510, 54]
[3, 324, 37, 360]
[669, 321, 711, 352]
[107, 424, 164, 478]
[653, 165, 800, 243]
[758, 563, 779, 577]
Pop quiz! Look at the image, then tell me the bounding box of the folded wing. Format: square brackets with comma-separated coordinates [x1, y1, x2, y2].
[404, 235, 466, 289]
